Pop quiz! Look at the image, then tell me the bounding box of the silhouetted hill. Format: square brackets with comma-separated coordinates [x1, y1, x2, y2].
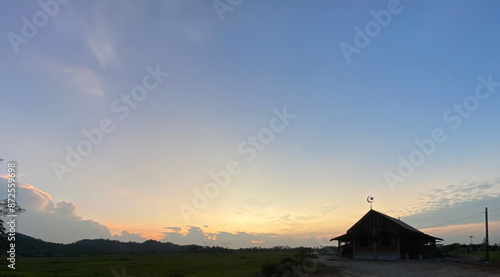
[16, 233, 86, 256]
[16, 233, 214, 256]
[16, 233, 338, 257]
[71, 238, 186, 255]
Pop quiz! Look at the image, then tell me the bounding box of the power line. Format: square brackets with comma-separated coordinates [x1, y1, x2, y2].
[419, 211, 484, 229]
[417, 207, 500, 229]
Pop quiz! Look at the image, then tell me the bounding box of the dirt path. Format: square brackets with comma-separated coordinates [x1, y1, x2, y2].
[317, 258, 500, 277]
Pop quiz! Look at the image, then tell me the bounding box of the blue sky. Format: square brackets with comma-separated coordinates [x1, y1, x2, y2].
[1, 0, 499, 248]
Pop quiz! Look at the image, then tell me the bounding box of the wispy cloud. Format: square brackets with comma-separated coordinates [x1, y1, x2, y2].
[49, 1, 121, 71]
[234, 199, 339, 232]
[86, 34, 119, 70]
[272, 204, 338, 230]
[26, 55, 104, 97]
[388, 179, 500, 218]
[63, 65, 104, 96]
[164, 226, 182, 232]
[84, 17, 120, 71]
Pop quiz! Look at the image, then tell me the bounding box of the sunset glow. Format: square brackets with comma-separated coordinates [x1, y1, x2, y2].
[1, 0, 499, 250]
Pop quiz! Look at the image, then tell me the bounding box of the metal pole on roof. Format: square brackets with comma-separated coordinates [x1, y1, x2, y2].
[367, 195, 374, 210]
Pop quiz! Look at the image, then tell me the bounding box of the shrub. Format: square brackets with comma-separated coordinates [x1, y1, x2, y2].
[261, 262, 280, 277]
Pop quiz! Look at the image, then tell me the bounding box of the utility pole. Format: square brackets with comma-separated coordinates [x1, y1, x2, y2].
[485, 207, 489, 262]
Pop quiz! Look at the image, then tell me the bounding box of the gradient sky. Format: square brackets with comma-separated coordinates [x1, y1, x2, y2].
[1, 0, 500, 248]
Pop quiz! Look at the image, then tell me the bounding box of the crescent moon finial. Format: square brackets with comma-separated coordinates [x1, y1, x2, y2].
[367, 195, 374, 203]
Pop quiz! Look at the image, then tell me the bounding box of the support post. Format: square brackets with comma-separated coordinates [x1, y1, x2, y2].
[397, 233, 400, 260]
[338, 240, 340, 258]
[353, 238, 356, 259]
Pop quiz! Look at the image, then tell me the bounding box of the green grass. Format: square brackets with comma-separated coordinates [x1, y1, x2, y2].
[447, 250, 500, 263]
[470, 250, 500, 263]
[0, 252, 298, 277]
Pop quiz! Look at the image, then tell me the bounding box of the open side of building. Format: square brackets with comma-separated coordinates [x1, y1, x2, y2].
[330, 209, 442, 260]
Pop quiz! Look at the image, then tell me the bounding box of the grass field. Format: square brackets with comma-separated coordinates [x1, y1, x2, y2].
[0, 252, 301, 277]
[5, 251, 497, 277]
[471, 250, 500, 263]
[447, 250, 500, 263]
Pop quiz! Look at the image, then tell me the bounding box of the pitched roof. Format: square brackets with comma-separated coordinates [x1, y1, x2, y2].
[348, 209, 421, 233]
[330, 209, 443, 241]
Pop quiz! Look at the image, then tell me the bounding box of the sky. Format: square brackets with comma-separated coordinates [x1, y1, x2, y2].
[0, 0, 499, 249]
